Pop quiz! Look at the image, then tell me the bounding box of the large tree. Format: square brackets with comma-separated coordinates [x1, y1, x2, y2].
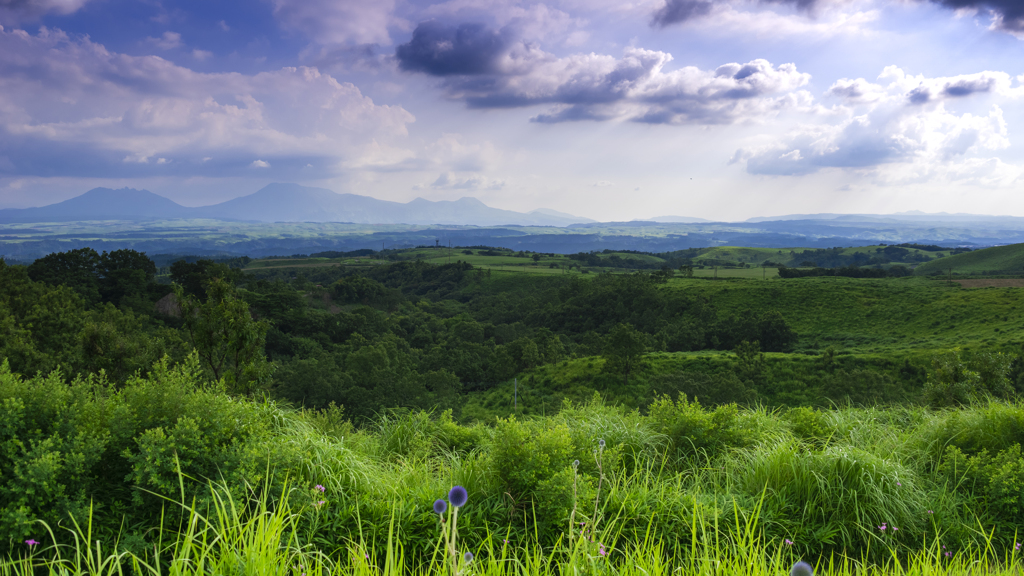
[176, 279, 273, 395]
[602, 322, 649, 386]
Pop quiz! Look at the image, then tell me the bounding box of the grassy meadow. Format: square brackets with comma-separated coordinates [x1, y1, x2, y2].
[5, 244, 1024, 575]
[4, 355, 1024, 575]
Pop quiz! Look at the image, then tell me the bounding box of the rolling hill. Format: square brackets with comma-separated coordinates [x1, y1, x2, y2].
[914, 243, 1024, 275]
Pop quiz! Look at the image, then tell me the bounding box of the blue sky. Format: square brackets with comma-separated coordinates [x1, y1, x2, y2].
[0, 0, 1022, 221]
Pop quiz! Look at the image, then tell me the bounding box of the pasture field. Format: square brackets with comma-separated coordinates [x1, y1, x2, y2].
[915, 243, 1024, 276]
[663, 275, 1024, 351]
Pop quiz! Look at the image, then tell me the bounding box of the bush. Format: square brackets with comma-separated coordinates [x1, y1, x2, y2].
[0, 354, 284, 550]
[487, 417, 575, 529]
[647, 395, 762, 465]
[939, 443, 1024, 531]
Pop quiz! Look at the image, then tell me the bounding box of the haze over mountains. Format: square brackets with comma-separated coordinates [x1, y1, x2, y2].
[5, 184, 1021, 229]
[0, 184, 597, 227]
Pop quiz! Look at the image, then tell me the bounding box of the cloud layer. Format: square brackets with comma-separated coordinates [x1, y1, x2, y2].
[735, 67, 1023, 182]
[0, 27, 415, 177]
[396, 23, 812, 125]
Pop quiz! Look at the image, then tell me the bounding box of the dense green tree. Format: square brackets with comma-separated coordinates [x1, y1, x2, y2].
[602, 322, 648, 386]
[27, 247, 102, 304]
[97, 249, 157, 306]
[0, 260, 88, 375]
[170, 259, 239, 300]
[175, 279, 273, 395]
[733, 340, 766, 387]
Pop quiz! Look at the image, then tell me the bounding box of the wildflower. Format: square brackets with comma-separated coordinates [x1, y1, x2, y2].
[879, 524, 887, 532]
[24, 540, 38, 547]
[573, 459, 580, 469]
[599, 544, 606, 557]
[315, 484, 325, 493]
[449, 486, 468, 508]
[464, 552, 474, 563]
[434, 499, 447, 514]
[896, 482, 902, 486]
[928, 510, 934, 514]
[893, 527, 898, 532]
[790, 561, 814, 576]
[945, 552, 952, 558]
[315, 500, 326, 507]
[598, 438, 605, 449]
[1014, 542, 1020, 551]
[785, 539, 794, 546]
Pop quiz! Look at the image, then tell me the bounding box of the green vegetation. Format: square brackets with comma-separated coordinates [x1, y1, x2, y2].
[915, 243, 1024, 276]
[4, 244, 1024, 574]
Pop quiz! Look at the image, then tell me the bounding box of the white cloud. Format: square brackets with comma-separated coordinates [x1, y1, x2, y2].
[0, 27, 416, 177]
[192, 49, 212, 61]
[250, 159, 270, 168]
[146, 31, 182, 50]
[736, 66, 1024, 184]
[684, 3, 879, 38]
[270, 0, 395, 45]
[424, 171, 506, 190]
[0, 0, 92, 24]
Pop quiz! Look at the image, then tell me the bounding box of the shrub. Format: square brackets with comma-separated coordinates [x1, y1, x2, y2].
[938, 443, 1024, 531]
[487, 417, 575, 529]
[647, 395, 762, 466]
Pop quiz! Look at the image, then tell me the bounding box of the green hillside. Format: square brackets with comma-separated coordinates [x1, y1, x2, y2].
[914, 242, 1024, 275]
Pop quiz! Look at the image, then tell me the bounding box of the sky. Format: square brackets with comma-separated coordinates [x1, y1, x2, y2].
[0, 0, 1023, 221]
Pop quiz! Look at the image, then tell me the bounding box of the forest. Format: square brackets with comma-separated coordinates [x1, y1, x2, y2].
[2, 246, 1024, 575]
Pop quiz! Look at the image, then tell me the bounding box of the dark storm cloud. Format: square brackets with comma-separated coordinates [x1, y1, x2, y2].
[650, 0, 822, 27]
[396, 22, 509, 76]
[930, 0, 1024, 31]
[650, 0, 714, 27]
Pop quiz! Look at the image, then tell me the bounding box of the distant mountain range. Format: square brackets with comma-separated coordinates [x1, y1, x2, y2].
[0, 184, 597, 227]
[744, 212, 1024, 223]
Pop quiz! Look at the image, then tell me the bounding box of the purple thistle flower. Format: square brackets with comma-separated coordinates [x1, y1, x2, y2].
[790, 561, 814, 576]
[598, 438, 605, 449]
[433, 499, 447, 514]
[448, 485, 468, 507]
[464, 552, 473, 563]
[24, 540, 38, 547]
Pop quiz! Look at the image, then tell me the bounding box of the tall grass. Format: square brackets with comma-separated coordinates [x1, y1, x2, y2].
[3, 477, 1020, 576]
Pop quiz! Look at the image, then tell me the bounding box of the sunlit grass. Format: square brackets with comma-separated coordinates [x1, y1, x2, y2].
[3, 477, 1020, 576]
